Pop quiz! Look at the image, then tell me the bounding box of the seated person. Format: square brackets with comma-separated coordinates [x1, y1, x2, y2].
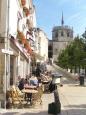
[30, 75, 38, 86]
[41, 71, 51, 82]
[18, 78, 25, 90]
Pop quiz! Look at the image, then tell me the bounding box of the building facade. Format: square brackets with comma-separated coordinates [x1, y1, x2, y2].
[52, 14, 73, 62]
[0, 0, 36, 107]
[35, 28, 48, 63]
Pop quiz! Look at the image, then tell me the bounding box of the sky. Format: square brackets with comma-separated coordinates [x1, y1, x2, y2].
[33, 0, 86, 39]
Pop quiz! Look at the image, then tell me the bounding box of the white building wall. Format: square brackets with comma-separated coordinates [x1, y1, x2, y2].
[0, 0, 8, 37]
[0, 0, 36, 82]
[39, 30, 48, 62]
[9, 0, 19, 38]
[32, 6, 37, 28]
[19, 59, 24, 78]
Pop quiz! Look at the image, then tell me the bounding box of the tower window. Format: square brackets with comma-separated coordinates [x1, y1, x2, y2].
[55, 48, 58, 52]
[67, 32, 70, 37]
[48, 45, 52, 50]
[55, 32, 58, 38]
[61, 31, 64, 36]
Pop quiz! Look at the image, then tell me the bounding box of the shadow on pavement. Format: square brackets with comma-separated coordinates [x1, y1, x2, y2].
[21, 111, 48, 115]
[61, 108, 86, 115]
[0, 111, 49, 115]
[1, 107, 86, 115]
[68, 84, 86, 87]
[65, 104, 86, 108]
[61, 77, 77, 85]
[1, 112, 19, 115]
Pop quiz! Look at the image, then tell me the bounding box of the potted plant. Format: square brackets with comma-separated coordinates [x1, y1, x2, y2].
[23, 7, 30, 17]
[21, 0, 26, 6]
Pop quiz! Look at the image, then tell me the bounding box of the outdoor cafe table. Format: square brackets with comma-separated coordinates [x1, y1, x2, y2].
[42, 80, 50, 84]
[22, 89, 38, 94]
[22, 89, 38, 104]
[24, 85, 37, 89]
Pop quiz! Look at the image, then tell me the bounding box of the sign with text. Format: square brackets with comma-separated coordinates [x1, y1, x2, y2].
[1, 49, 13, 55]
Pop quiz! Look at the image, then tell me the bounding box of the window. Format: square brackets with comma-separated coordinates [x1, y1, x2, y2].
[61, 31, 64, 36]
[55, 48, 58, 52]
[67, 32, 70, 37]
[48, 45, 52, 50]
[55, 32, 58, 38]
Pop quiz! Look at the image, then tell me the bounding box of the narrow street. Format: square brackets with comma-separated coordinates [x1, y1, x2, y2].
[0, 64, 86, 115]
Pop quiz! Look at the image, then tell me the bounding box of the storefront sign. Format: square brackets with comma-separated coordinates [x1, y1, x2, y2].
[1, 49, 13, 55]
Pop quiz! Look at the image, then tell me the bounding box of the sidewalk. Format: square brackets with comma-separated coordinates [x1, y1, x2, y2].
[1, 84, 86, 115]
[47, 64, 86, 115]
[0, 64, 55, 115]
[0, 93, 54, 115]
[58, 81, 86, 115]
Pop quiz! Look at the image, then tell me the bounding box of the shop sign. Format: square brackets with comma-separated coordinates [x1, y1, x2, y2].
[1, 49, 13, 55]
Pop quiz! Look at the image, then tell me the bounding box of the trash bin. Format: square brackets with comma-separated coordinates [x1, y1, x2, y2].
[48, 102, 57, 114]
[79, 74, 84, 85]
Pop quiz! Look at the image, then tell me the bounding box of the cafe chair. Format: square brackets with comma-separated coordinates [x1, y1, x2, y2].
[31, 86, 43, 106]
[9, 86, 26, 108]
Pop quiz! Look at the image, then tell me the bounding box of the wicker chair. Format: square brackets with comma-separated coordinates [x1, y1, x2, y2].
[9, 86, 26, 108]
[31, 86, 43, 106]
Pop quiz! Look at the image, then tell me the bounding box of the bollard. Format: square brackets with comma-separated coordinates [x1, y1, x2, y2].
[54, 90, 61, 114]
[79, 74, 85, 85]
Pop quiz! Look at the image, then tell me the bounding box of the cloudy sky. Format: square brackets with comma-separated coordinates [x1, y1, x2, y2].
[33, 0, 86, 39]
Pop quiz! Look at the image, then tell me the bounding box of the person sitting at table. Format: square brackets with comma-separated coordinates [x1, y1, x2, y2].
[18, 78, 25, 90]
[24, 78, 30, 89]
[24, 75, 38, 103]
[30, 75, 38, 86]
[25, 74, 30, 84]
[42, 71, 51, 82]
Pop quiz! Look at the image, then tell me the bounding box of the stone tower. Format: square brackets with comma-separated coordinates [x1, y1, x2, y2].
[52, 13, 73, 62]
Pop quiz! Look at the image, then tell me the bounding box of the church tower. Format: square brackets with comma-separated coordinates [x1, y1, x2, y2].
[61, 12, 64, 26]
[52, 12, 73, 62]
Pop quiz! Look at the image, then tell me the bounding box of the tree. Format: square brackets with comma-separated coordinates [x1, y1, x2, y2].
[57, 36, 86, 73]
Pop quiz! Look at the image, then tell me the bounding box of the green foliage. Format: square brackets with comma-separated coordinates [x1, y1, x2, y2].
[57, 36, 86, 69]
